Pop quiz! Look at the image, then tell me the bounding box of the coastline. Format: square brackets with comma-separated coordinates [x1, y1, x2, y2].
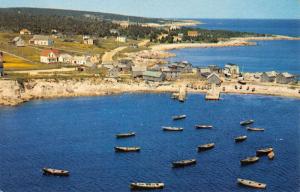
[0, 78, 299, 106]
[150, 36, 300, 51]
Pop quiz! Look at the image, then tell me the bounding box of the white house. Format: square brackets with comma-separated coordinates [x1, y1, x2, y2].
[58, 54, 73, 63]
[30, 35, 54, 46]
[116, 36, 127, 43]
[40, 49, 60, 64]
[12, 37, 25, 47]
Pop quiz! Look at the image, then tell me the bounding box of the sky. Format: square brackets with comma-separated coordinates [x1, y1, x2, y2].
[0, 0, 299, 19]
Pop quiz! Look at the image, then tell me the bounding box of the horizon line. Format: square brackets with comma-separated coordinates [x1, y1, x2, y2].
[1, 6, 299, 20]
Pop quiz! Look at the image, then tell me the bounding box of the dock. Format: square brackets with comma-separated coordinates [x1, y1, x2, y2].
[205, 87, 220, 100]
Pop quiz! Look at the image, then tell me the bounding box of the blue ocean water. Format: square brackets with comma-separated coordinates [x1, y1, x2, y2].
[170, 19, 300, 74]
[195, 19, 300, 37]
[0, 94, 299, 192]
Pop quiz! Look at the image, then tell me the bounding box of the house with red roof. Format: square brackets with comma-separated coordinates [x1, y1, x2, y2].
[40, 49, 60, 64]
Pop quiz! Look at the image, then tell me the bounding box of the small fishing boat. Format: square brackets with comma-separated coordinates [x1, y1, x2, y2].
[235, 135, 247, 142]
[247, 127, 264, 131]
[256, 147, 273, 156]
[162, 127, 184, 131]
[240, 156, 259, 165]
[172, 115, 186, 120]
[240, 119, 254, 126]
[198, 143, 215, 151]
[116, 132, 136, 138]
[238, 80, 247, 85]
[268, 151, 275, 160]
[195, 124, 213, 129]
[130, 182, 164, 190]
[114, 146, 140, 152]
[237, 178, 266, 189]
[42, 168, 70, 176]
[172, 159, 197, 168]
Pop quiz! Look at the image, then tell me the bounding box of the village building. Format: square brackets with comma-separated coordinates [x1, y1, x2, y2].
[161, 67, 180, 81]
[157, 34, 168, 41]
[20, 29, 31, 35]
[117, 63, 131, 73]
[207, 65, 222, 74]
[169, 25, 181, 31]
[116, 36, 127, 43]
[143, 71, 165, 82]
[171, 61, 193, 73]
[224, 63, 240, 77]
[197, 67, 211, 78]
[12, 37, 25, 47]
[132, 66, 147, 78]
[173, 36, 182, 42]
[58, 54, 73, 64]
[0, 52, 3, 77]
[187, 31, 199, 37]
[84, 38, 96, 45]
[72, 56, 88, 65]
[260, 71, 277, 82]
[108, 67, 119, 78]
[29, 35, 54, 46]
[40, 49, 60, 64]
[276, 72, 297, 84]
[207, 72, 222, 85]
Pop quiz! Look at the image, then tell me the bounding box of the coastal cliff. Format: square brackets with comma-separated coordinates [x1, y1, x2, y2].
[0, 79, 180, 106]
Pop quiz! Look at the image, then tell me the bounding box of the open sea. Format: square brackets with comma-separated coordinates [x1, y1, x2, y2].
[0, 19, 300, 192]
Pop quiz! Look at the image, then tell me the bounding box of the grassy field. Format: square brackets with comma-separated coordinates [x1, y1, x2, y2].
[0, 32, 143, 72]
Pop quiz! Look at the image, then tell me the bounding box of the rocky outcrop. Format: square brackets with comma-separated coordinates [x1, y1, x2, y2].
[0, 78, 179, 106]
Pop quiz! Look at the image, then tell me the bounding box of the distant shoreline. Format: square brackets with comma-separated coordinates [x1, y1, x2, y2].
[150, 35, 300, 51]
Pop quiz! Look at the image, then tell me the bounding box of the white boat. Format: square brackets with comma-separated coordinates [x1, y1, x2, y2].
[237, 178, 266, 189]
[130, 182, 164, 190]
[162, 127, 184, 131]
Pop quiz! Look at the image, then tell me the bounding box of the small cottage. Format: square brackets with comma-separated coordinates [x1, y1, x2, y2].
[260, 71, 277, 82]
[40, 49, 60, 64]
[110, 29, 120, 35]
[224, 63, 240, 77]
[12, 37, 25, 47]
[20, 29, 31, 35]
[116, 36, 127, 43]
[84, 38, 96, 45]
[207, 72, 222, 85]
[276, 72, 296, 84]
[143, 71, 165, 82]
[132, 66, 147, 78]
[108, 67, 119, 78]
[161, 67, 180, 81]
[187, 31, 199, 37]
[30, 35, 54, 46]
[58, 54, 73, 64]
[197, 67, 211, 78]
[72, 56, 88, 65]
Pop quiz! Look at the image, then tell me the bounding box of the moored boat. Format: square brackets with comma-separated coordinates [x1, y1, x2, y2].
[172, 115, 186, 120]
[268, 151, 275, 160]
[256, 147, 273, 156]
[195, 124, 213, 129]
[240, 156, 259, 165]
[115, 146, 140, 152]
[238, 80, 247, 85]
[172, 159, 197, 168]
[130, 182, 164, 190]
[247, 127, 264, 131]
[42, 168, 70, 176]
[235, 135, 247, 142]
[116, 132, 136, 138]
[198, 143, 215, 151]
[240, 119, 254, 126]
[237, 178, 266, 189]
[162, 127, 184, 131]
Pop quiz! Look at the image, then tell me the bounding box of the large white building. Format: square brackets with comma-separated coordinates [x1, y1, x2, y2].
[30, 35, 54, 46]
[40, 49, 60, 64]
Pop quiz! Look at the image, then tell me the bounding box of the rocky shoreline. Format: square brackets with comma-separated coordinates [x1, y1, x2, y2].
[1, 78, 299, 106]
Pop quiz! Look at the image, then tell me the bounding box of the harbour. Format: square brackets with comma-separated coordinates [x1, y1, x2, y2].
[0, 93, 299, 191]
